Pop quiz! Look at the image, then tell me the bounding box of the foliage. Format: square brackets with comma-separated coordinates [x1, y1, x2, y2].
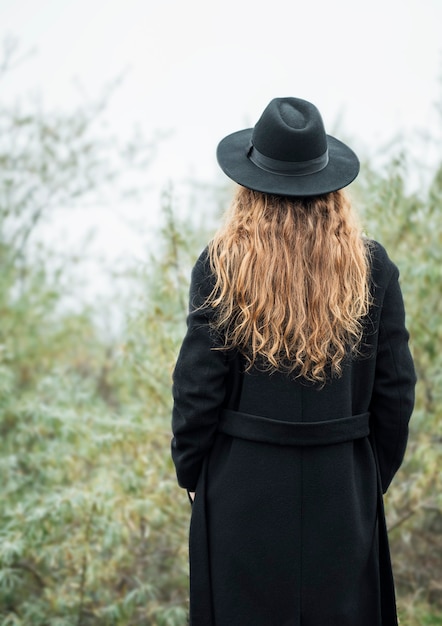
[118, 185, 209, 416]
[0, 187, 207, 625]
[354, 154, 442, 612]
[0, 377, 189, 625]
[0, 43, 193, 623]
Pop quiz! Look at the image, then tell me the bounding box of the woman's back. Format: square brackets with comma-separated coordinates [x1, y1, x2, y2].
[171, 96, 416, 626]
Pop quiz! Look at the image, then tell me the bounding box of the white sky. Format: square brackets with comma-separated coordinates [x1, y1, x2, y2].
[1, 0, 441, 313]
[3, 0, 442, 175]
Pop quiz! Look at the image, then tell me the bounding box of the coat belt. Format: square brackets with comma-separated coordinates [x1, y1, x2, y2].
[218, 409, 370, 446]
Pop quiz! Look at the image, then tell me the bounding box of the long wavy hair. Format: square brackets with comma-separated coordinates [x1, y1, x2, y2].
[206, 185, 372, 383]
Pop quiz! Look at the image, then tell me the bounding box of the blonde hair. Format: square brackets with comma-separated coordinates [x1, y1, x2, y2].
[206, 186, 372, 384]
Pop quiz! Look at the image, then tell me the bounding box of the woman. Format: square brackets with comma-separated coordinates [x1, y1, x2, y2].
[171, 97, 416, 626]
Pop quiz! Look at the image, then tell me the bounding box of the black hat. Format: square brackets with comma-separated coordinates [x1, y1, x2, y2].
[216, 97, 359, 197]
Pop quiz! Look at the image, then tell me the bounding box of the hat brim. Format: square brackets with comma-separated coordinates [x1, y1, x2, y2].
[216, 129, 360, 197]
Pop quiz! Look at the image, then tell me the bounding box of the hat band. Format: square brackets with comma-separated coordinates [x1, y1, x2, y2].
[248, 144, 329, 177]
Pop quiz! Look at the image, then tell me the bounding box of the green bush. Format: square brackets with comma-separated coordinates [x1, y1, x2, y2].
[0, 381, 190, 624]
[355, 155, 442, 613]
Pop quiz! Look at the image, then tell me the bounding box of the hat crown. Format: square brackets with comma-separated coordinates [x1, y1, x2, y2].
[252, 97, 328, 162]
[216, 95, 359, 197]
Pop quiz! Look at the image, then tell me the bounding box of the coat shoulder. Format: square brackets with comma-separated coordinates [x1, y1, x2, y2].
[188, 246, 214, 311]
[192, 245, 210, 274]
[366, 239, 399, 291]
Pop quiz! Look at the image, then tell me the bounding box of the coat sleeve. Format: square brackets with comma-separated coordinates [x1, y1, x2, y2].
[369, 259, 416, 493]
[171, 250, 229, 491]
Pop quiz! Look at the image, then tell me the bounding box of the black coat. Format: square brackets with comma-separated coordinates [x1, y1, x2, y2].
[171, 240, 416, 626]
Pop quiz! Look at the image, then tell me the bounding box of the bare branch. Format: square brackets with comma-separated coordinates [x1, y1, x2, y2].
[0, 35, 36, 78]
